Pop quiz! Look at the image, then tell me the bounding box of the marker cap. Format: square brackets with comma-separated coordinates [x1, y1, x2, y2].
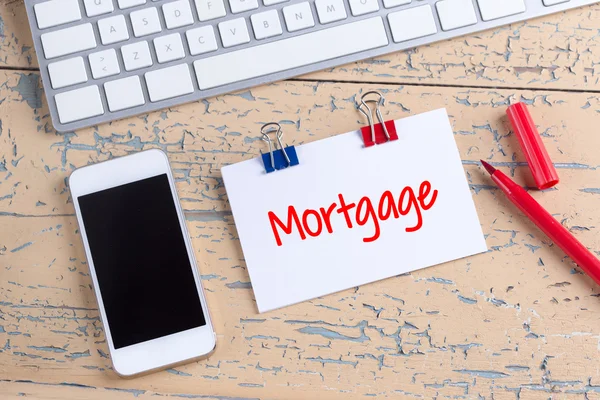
[506, 102, 559, 190]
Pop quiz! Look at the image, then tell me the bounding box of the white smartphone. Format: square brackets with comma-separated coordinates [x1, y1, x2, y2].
[70, 149, 216, 377]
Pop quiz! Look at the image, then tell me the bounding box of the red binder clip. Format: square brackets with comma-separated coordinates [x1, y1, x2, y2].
[358, 91, 398, 147]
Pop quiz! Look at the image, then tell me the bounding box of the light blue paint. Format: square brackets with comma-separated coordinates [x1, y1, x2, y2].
[453, 369, 509, 378]
[11, 156, 24, 167]
[555, 162, 595, 169]
[226, 281, 252, 289]
[0, 193, 14, 201]
[50, 330, 79, 336]
[363, 304, 384, 317]
[201, 274, 221, 280]
[580, 188, 600, 194]
[402, 322, 419, 330]
[232, 91, 256, 101]
[13, 351, 42, 359]
[315, 304, 340, 311]
[505, 365, 530, 371]
[256, 363, 282, 373]
[457, 295, 477, 304]
[306, 356, 358, 367]
[11, 73, 42, 109]
[548, 380, 583, 387]
[525, 243, 541, 253]
[243, 136, 262, 144]
[489, 298, 507, 306]
[247, 335, 279, 341]
[10, 242, 33, 253]
[297, 325, 369, 343]
[427, 277, 454, 285]
[106, 387, 147, 397]
[58, 382, 96, 389]
[170, 394, 260, 400]
[381, 294, 405, 304]
[166, 368, 193, 376]
[66, 350, 90, 359]
[27, 345, 67, 353]
[451, 343, 482, 358]
[240, 318, 266, 323]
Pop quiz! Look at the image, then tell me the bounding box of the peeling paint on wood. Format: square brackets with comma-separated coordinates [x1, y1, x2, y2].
[1, 1, 600, 399]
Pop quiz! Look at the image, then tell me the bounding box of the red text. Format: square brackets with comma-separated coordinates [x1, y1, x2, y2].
[268, 180, 439, 246]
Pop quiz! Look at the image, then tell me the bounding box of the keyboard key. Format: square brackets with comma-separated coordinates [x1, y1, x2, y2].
[40, 23, 96, 59]
[388, 5, 437, 42]
[104, 76, 145, 111]
[130, 7, 162, 37]
[436, 0, 477, 31]
[194, 0, 226, 21]
[34, 0, 81, 29]
[162, 0, 194, 29]
[315, 0, 347, 24]
[263, 0, 287, 5]
[118, 0, 146, 8]
[145, 64, 194, 102]
[55, 85, 104, 124]
[89, 49, 120, 79]
[283, 2, 315, 32]
[251, 10, 282, 39]
[83, 0, 114, 17]
[348, 0, 378, 16]
[229, 0, 259, 13]
[186, 26, 218, 55]
[121, 41, 153, 71]
[194, 17, 388, 89]
[98, 15, 129, 45]
[543, 0, 569, 5]
[382, 0, 410, 8]
[48, 56, 87, 89]
[154, 33, 186, 63]
[476, 0, 525, 21]
[218, 18, 250, 47]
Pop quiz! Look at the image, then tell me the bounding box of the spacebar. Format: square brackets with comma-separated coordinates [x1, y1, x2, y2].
[193, 17, 389, 90]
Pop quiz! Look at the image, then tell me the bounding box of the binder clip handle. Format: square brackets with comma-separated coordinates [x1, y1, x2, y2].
[261, 122, 291, 169]
[260, 122, 299, 174]
[358, 91, 392, 144]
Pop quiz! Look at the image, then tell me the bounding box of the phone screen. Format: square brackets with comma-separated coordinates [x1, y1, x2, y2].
[77, 174, 206, 349]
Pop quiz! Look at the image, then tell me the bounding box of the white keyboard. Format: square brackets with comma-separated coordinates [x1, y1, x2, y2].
[25, 0, 599, 132]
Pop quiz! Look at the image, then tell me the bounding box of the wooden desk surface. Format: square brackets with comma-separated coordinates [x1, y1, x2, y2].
[1, 3, 600, 399]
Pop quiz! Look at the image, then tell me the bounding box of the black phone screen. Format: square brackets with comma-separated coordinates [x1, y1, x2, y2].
[77, 174, 206, 349]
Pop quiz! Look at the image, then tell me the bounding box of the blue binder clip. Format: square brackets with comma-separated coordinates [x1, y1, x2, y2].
[260, 123, 299, 174]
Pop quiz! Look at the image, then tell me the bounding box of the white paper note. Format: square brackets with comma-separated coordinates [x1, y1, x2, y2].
[222, 109, 487, 312]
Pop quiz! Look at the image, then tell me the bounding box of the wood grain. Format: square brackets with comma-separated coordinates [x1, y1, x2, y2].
[1, 0, 600, 398]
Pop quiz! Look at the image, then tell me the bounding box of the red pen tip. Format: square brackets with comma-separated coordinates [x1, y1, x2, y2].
[480, 160, 496, 175]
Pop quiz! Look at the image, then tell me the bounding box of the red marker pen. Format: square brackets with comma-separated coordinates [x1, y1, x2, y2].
[481, 160, 600, 284]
